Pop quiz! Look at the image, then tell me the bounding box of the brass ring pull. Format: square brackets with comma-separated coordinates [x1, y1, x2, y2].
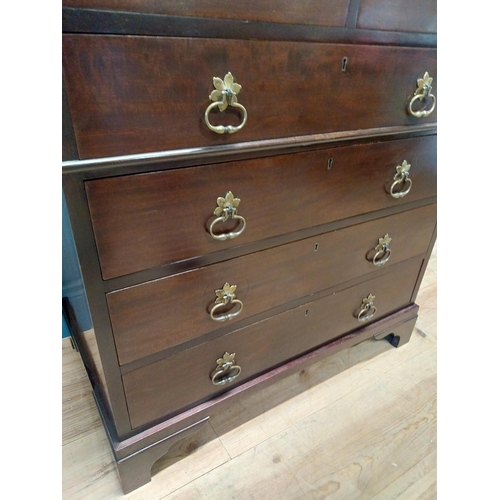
[204, 72, 247, 134]
[205, 101, 247, 134]
[211, 352, 242, 386]
[408, 93, 436, 118]
[389, 160, 412, 199]
[209, 191, 246, 241]
[408, 72, 436, 118]
[356, 294, 377, 322]
[210, 299, 244, 322]
[210, 213, 246, 240]
[372, 234, 392, 266]
[210, 282, 244, 322]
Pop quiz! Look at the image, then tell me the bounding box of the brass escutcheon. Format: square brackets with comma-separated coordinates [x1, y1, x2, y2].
[355, 294, 377, 322]
[372, 234, 392, 266]
[209, 282, 244, 322]
[390, 160, 412, 199]
[204, 72, 247, 134]
[209, 191, 246, 241]
[408, 72, 436, 118]
[211, 352, 242, 386]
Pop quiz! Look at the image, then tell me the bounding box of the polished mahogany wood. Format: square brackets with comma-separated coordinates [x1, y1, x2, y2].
[102, 304, 418, 492]
[122, 256, 422, 429]
[62, 78, 78, 161]
[63, 0, 350, 27]
[109, 304, 418, 456]
[62, 7, 436, 49]
[107, 204, 435, 365]
[116, 417, 210, 494]
[63, 36, 437, 159]
[62, 0, 437, 493]
[63, 175, 134, 437]
[86, 135, 436, 279]
[357, 0, 437, 33]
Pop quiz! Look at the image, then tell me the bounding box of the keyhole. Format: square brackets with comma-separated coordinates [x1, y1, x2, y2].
[314, 243, 319, 251]
[327, 158, 333, 170]
[341, 57, 348, 72]
[305, 309, 309, 316]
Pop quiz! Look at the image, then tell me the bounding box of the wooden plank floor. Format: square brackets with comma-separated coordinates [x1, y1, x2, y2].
[62, 244, 437, 499]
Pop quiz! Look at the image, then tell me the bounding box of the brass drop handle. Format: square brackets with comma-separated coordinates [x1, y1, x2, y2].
[372, 234, 392, 266]
[209, 191, 246, 241]
[210, 282, 244, 322]
[204, 72, 247, 134]
[408, 72, 436, 118]
[211, 352, 242, 386]
[355, 294, 377, 322]
[389, 160, 412, 199]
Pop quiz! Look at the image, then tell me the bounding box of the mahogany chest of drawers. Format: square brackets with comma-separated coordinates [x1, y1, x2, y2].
[62, 0, 437, 493]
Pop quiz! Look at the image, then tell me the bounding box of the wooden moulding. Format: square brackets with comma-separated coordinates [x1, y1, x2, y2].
[86, 135, 437, 280]
[62, 0, 352, 27]
[62, 125, 437, 176]
[63, 132, 435, 439]
[357, 0, 437, 33]
[63, 176, 133, 436]
[121, 256, 424, 428]
[63, 35, 437, 159]
[61, 6, 437, 48]
[107, 209, 435, 365]
[103, 196, 437, 294]
[95, 303, 418, 493]
[62, 0, 436, 35]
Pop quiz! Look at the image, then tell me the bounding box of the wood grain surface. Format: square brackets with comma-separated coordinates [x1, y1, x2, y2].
[357, 0, 437, 33]
[122, 256, 423, 429]
[86, 135, 437, 279]
[63, 36, 437, 159]
[63, 0, 351, 27]
[62, 244, 436, 499]
[107, 205, 435, 365]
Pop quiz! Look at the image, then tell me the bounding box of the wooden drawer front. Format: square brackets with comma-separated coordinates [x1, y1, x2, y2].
[107, 204, 435, 365]
[122, 256, 423, 428]
[63, 0, 350, 27]
[357, 0, 437, 33]
[63, 36, 437, 159]
[87, 136, 437, 280]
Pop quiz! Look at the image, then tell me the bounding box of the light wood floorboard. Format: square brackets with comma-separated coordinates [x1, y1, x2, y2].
[62, 244, 437, 499]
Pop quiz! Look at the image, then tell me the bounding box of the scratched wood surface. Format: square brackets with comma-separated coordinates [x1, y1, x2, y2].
[62, 244, 437, 500]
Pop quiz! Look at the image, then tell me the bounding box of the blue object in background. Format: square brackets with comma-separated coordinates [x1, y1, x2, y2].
[62, 313, 72, 338]
[62, 191, 92, 337]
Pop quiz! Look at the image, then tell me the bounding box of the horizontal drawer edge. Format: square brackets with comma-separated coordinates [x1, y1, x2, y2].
[62, 124, 437, 176]
[114, 303, 418, 450]
[122, 256, 422, 428]
[118, 253, 426, 374]
[102, 198, 436, 292]
[62, 7, 436, 46]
